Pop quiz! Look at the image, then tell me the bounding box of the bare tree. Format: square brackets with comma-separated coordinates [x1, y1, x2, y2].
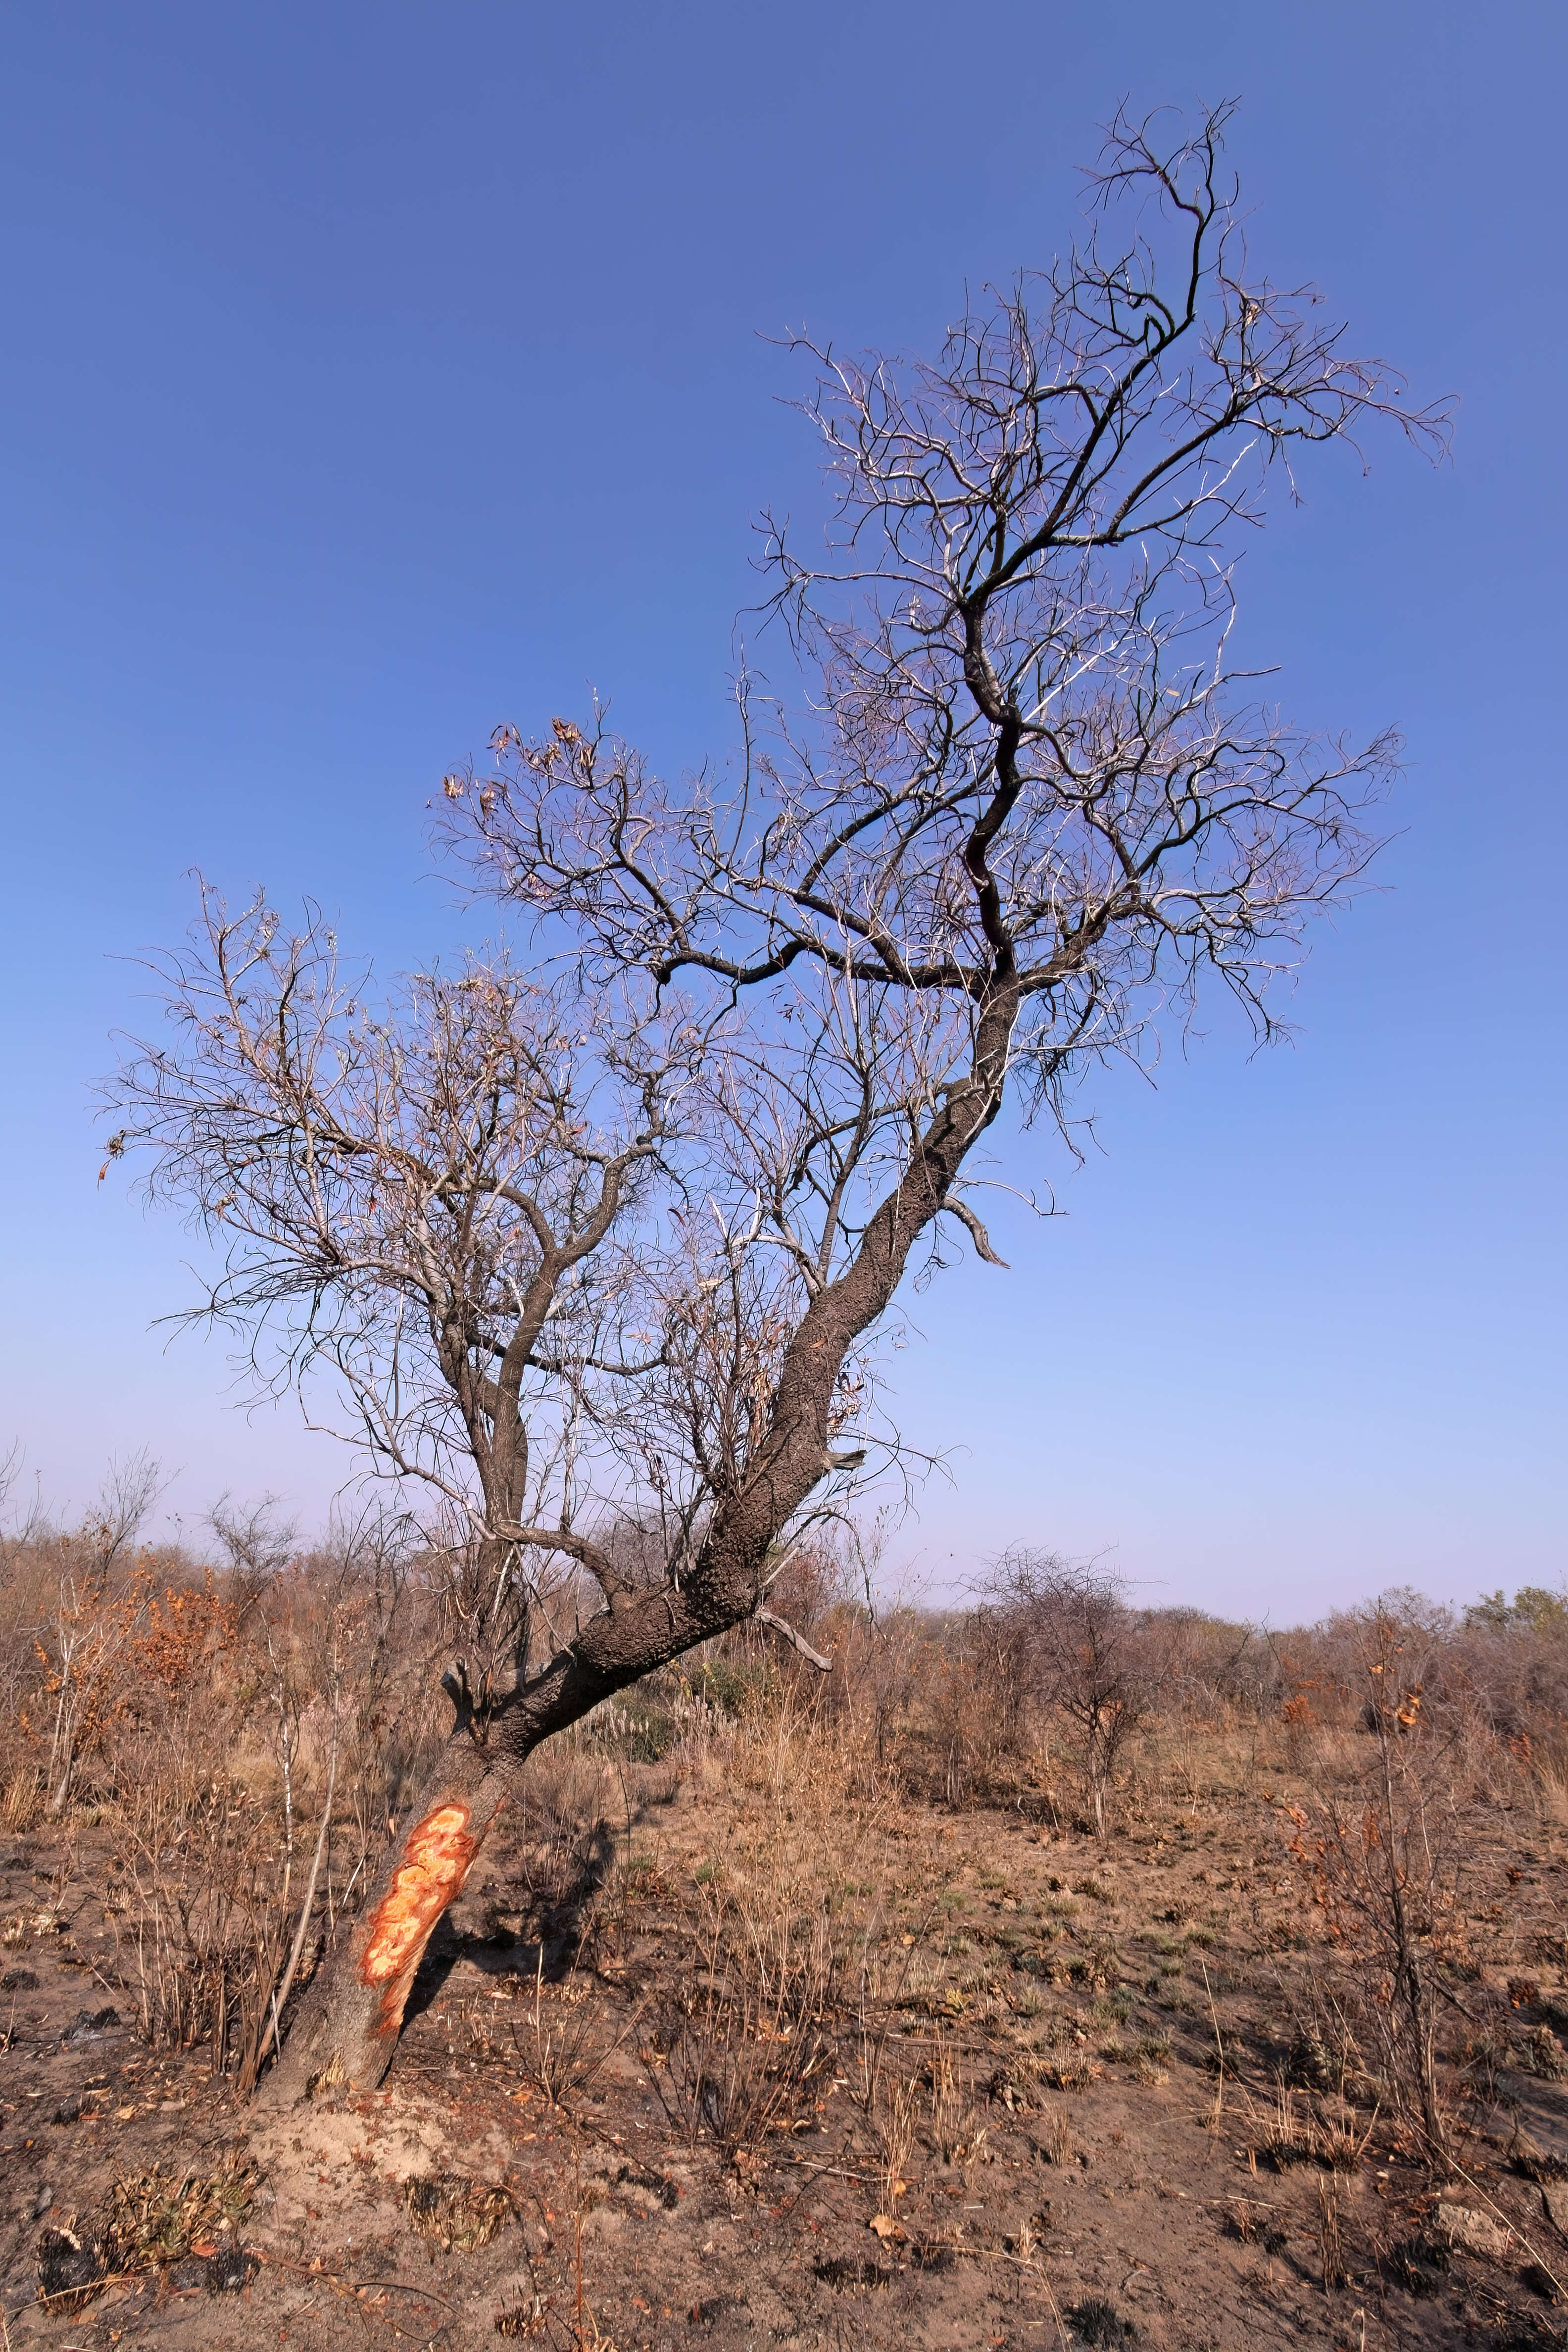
[107, 104, 1443, 2098]
[36, 1453, 165, 1815]
[207, 1493, 299, 1622]
[0, 1443, 22, 1521]
[103, 887, 834, 2086]
[104, 887, 714, 1700]
[983, 1552, 1156, 1836]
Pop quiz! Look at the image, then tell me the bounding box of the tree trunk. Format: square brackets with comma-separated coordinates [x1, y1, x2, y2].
[261, 1735, 509, 2104]
[262, 980, 1025, 2105]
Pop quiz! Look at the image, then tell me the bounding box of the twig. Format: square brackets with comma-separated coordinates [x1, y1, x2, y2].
[1199, 1957, 1226, 2134]
[754, 1608, 832, 1674]
[349, 2278, 458, 2309]
[251, 1710, 341, 2087]
[1414, 2134, 1567, 2301]
[1039, 2265, 1072, 2352]
[784, 2158, 883, 2186]
[965, 2243, 1073, 2341]
[271, 1771, 335, 2036]
[259, 2249, 456, 2315]
[572, 2127, 587, 2351]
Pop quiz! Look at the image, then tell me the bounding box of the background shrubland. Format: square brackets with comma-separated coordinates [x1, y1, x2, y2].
[10, 1461, 1568, 2352]
[4, 1462, 1568, 2151]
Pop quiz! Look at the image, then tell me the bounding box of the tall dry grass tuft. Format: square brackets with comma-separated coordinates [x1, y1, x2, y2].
[0, 1767, 44, 1836]
[628, 1692, 892, 2156]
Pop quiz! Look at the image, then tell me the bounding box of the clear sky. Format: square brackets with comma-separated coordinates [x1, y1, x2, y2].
[1, 0, 1562, 1619]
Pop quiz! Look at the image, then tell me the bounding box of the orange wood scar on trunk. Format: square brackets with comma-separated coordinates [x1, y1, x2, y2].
[359, 1803, 478, 1987]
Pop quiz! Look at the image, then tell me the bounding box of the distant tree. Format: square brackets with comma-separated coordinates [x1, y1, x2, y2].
[1511, 1588, 1568, 1633]
[31, 1453, 165, 1815]
[1464, 1585, 1568, 1635]
[106, 103, 1444, 2098]
[205, 1493, 299, 1622]
[984, 1553, 1158, 1835]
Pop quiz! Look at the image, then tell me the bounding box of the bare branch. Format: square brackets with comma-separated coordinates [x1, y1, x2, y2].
[941, 1198, 1009, 1268]
[753, 1606, 833, 1673]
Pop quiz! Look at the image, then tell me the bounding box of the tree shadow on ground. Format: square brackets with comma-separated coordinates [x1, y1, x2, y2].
[403, 1816, 620, 2023]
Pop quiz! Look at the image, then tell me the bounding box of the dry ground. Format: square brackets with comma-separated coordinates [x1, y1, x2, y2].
[3, 1736, 1568, 2352]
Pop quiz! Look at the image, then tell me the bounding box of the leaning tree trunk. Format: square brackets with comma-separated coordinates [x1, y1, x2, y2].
[258, 1557, 751, 2105]
[263, 982, 1021, 2105]
[262, 1732, 511, 2103]
[263, 1540, 795, 2105]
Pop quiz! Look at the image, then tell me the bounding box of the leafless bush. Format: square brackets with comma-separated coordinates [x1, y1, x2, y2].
[0, 1481, 456, 2082]
[649, 1894, 846, 2153]
[107, 1776, 288, 2069]
[8, 1464, 1567, 1865]
[983, 1554, 1166, 1835]
[510, 1950, 640, 2113]
[1279, 1604, 1488, 2169]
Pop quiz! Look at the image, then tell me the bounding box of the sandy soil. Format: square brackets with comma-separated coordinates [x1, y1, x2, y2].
[2, 1768, 1567, 2351]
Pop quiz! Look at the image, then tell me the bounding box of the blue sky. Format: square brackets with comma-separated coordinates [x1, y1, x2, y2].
[1, 0, 1562, 1617]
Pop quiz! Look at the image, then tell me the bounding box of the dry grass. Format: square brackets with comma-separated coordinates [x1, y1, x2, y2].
[36, 2158, 258, 2314]
[404, 2175, 516, 2253]
[5, 1508, 1568, 2223]
[13, 1649, 1568, 2352]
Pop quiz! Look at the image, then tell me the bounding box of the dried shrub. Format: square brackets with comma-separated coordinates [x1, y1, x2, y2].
[104, 2159, 258, 2269]
[404, 2175, 515, 2253]
[36, 2158, 257, 2316]
[1280, 1604, 1478, 2167]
